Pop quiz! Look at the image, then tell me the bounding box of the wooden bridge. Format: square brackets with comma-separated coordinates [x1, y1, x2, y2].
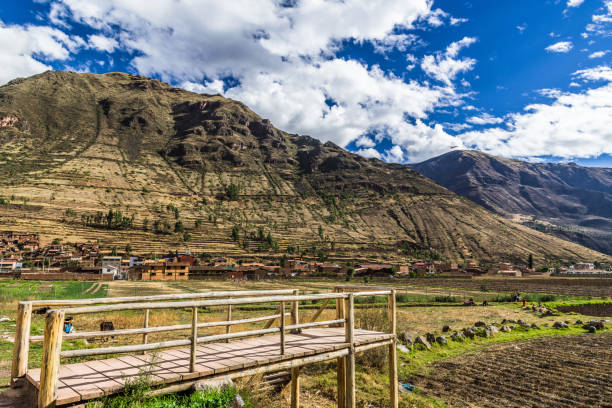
[11, 286, 398, 408]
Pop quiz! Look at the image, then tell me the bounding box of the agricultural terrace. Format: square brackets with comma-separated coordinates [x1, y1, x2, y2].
[0, 277, 610, 408]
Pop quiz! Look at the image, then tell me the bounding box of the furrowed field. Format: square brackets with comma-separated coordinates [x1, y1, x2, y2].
[0, 277, 610, 407]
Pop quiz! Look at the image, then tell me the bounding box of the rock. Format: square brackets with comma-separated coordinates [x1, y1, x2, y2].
[517, 319, 526, 326]
[553, 321, 569, 329]
[442, 325, 451, 333]
[451, 331, 466, 342]
[463, 328, 475, 339]
[519, 321, 530, 328]
[414, 336, 431, 350]
[474, 321, 486, 327]
[194, 376, 234, 391]
[501, 325, 512, 333]
[530, 323, 539, 329]
[397, 344, 411, 353]
[0, 317, 11, 323]
[501, 319, 507, 324]
[484, 326, 498, 338]
[585, 325, 597, 333]
[486, 325, 499, 334]
[542, 323, 550, 327]
[426, 333, 436, 344]
[575, 320, 583, 325]
[436, 336, 447, 346]
[398, 331, 412, 345]
[588, 320, 604, 330]
[507, 319, 517, 324]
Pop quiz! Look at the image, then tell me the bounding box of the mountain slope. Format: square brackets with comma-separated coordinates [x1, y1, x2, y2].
[0, 71, 608, 264]
[412, 150, 612, 255]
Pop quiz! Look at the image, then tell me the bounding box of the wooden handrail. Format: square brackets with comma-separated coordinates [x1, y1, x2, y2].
[30, 313, 289, 343]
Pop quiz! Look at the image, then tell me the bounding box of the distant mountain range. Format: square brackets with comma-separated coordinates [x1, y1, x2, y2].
[411, 150, 612, 255]
[0, 71, 608, 264]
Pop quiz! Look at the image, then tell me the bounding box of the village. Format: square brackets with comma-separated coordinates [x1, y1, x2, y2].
[1, 231, 609, 282]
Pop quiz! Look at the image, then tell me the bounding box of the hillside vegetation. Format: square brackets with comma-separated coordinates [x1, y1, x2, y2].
[0, 71, 608, 264]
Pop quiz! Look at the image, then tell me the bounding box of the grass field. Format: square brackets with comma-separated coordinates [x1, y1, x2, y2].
[0, 278, 610, 407]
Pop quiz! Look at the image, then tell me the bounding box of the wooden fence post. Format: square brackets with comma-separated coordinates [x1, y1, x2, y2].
[226, 299, 232, 343]
[336, 289, 345, 408]
[345, 293, 355, 408]
[190, 307, 197, 372]
[291, 289, 299, 333]
[38, 309, 64, 408]
[280, 301, 285, 355]
[388, 289, 398, 408]
[291, 366, 300, 408]
[11, 301, 32, 387]
[142, 308, 149, 355]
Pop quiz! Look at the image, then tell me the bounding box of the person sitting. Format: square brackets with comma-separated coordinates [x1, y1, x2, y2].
[482, 300, 488, 306]
[63, 316, 74, 334]
[463, 298, 475, 306]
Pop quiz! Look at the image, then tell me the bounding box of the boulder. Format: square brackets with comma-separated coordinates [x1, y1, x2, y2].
[397, 344, 411, 353]
[442, 325, 451, 333]
[553, 321, 568, 329]
[530, 323, 539, 329]
[588, 320, 604, 330]
[517, 319, 526, 326]
[426, 333, 436, 344]
[436, 336, 447, 346]
[486, 325, 499, 334]
[451, 331, 466, 342]
[474, 321, 486, 327]
[575, 320, 583, 325]
[231, 395, 245, 408]
[463, 328, 475, 339]
[414, 336, 431, 350]
[585, 325, 597, 333]
[398, 331, 412, 345]
[501, 325, 512, 333]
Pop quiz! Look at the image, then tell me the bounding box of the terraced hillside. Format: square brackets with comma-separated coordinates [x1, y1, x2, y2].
[0, 71, 608, 263]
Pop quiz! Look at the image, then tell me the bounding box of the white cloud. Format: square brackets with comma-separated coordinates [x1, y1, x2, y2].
[589, 50, 610, 58]
[458, 65, 612, 159]
[88, 34, 118, 52]
[0, 20, 83, 85]
[450, 17, 468, 26]
[421, 36, 477, 85]
[584, 0, 612, 37]
[41, 0, 469, 163]
[355, 136, 376, 148]
[355, 148, 382, 159]
[517, 23, 527, 34]
[466, 113, 504, 125]
[567, 0, 585, 8]
[545, 41, 573, 53]
[383, 145, 405, 162]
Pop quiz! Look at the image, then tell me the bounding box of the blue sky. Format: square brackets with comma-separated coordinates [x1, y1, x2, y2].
[1, 0, 611, 166]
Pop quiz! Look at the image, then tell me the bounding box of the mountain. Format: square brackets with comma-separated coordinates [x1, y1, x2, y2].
[411, 150, 612, 255]
[0, 71, 608, 264]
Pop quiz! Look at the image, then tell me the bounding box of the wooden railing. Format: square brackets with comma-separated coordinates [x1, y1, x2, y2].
[14, 288, 397, 408]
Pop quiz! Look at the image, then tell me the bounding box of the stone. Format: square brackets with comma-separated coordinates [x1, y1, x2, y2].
[414, 336, 431, 350]
[397, 344, 411, 353]
[517, 319, 526, 326]
[474, 321, 486, 327]
[463, 328, 475, 339]
[398, 331, 412, 345]
[553, 321, 568, 329]
[426, 333, 436, 344]
[585, 325, 597, 333]
[486, 325, 499, 334]
[451, 331, 465, 342]
[501, 325, 512, 333]
[530, 323, 539, 329]
[231, 395, 245, 408]
[436, 336, 447, 346]
[575, 320, 583, 325]
[588, 320, 604, 330]
[484, 326, 498, 338]
[442, 325, 451, 332]
[0, 317, 11, 323]
[194, 376, 234, 391]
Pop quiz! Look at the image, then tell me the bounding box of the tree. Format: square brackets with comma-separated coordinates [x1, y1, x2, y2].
[143, 218, 149, 231]
[528, 254, 534, 269]
[318, 225, 323, 240]
[125, 243, 132, 255]
[225, 183, 240, 200]
[183, 231, 191, 242]
[111, 247, 118, 256]
[174, 220, 185, 233]
[346, 267, 354, 281]
[231, 225, 240, 242]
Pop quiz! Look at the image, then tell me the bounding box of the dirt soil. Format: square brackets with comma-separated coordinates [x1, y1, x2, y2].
[409, 333, 612, 408]
[556, 303, 612, 317]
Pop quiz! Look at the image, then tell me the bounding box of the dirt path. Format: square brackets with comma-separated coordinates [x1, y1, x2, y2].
[409, 332, 612, 407]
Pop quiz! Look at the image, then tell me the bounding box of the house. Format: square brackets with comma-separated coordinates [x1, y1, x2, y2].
[133, 260, 189, 280]
[102, 256, 122, 270]
[0, 259, 18, 270]
[101, 265, 118, 279]
[573, 262, 595, 270]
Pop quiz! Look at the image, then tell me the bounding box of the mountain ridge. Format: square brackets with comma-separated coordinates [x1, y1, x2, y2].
[0, 71, 608, 264]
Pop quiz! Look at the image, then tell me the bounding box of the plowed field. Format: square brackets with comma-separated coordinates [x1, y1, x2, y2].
[410, 333, 612, 407]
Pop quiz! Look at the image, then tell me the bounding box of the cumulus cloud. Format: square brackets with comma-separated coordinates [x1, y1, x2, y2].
[567, 0, 585, 8]
[545, 41, 573, 53]
[0, 20, 83, 85]
[421, 37, 477, 85]
[589, 50, 610, 58]
[584, 0, 612, 37]
[88, 34, 118, 52]
[457, 66, 612, 159]
[466, 113, 504, 125]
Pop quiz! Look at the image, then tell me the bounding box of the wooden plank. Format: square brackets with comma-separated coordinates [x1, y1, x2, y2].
[345, 295, 355, 408]
[291, 366, 300, 408]
[336, 288, 346, 408]
[190, 307, 197, 372]
[142, 308, 150, 355]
